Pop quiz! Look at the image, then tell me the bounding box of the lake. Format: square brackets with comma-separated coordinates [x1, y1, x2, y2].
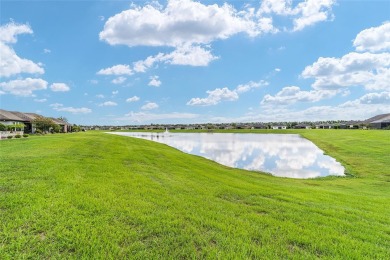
[108, 132, 345, 179]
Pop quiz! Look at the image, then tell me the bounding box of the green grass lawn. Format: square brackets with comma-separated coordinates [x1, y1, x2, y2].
[0, 130, 389, 258]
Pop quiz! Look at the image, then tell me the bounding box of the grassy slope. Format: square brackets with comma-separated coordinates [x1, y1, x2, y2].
[0, 130, 389, 259]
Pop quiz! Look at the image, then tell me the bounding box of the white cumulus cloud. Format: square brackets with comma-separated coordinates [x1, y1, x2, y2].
[112, 76, 127, 84]
[340, 91, 390, 107]
[187, 80, 268, 106]
[261, 86, 337, 106]
[0, 78, 48, 96]
[34, 98, 47, 103]
[236, 80, 268, 93]
[126, 96, 140, 102]
[302, 52, 390, 78]
[353, 22, 390, 52]
[258, 0, 335, 31]
[99, 0, 335, 73]
[50, 83, 70, 92]
[99, 0, 261, 48]
[163, 44, 218, 66]
[0, 22, 32, 43]
[133, 55, 160, 73]
[99, 101, 117, 107]
[97, 64, 133, 75]
[50, 103, 92, 114]
[100, 0, 335, 48]
[0, 23, 45, 78]
[148, 75, 161, 87]
[292, 0, 335, 31]
[187, 87, 239, 106]
[300, 23, 390, 92]
[141, 102, 159, 110]
[133, 45, 218, 72]
[302, 52, 390, 90]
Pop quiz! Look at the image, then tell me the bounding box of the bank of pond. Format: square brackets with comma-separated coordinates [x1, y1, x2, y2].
[108, 132, 345, 179]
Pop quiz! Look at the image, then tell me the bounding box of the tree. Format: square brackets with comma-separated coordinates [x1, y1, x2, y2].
[0, 123, 6, 131]
[33, 116, 56, 133]
[6, 123, 25, 131]
[72, 124, 81, 132]
[58, 116, 68, 123]
[52, 124, 61, 133]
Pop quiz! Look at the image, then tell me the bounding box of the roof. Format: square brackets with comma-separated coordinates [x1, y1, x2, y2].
[9, 111, 39, 121]
[0, 109, 70, 125]
[51, 118, 70, 125]
[0, 109, 25, 121]
[365, 113, 390, 123]
[370, 116, 390, 124]
[344, 120, 363, 125]
[316, 123, 333, 126]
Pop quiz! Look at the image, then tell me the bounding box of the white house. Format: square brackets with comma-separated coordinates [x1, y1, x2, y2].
[272, 125, 287, 130]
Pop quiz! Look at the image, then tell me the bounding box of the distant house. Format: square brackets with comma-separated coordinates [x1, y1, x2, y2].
[272, 125, 287, 130]
[365, 113, 390, 129]
[316, 124, 332, 129]
[0, 109, 71, 133]
[294, 124, 312, 129]
[175, 125, 186, 130]
[343, 121, 362, 129]
[252, 124, 268, 129]
[51, 118, 72, 133]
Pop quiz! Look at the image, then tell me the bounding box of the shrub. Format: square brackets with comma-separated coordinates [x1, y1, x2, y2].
[15, 134, 22, 138]
[23, 134, 29, 138]
[33, 116, 56, 133]
[7, 136, 13, 139]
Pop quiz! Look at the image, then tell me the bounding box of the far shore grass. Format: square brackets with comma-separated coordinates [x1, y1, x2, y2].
[0, 129, 389, 258]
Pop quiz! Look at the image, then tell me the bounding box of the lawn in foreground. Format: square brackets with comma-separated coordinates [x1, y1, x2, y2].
[0, 130, 389, 258]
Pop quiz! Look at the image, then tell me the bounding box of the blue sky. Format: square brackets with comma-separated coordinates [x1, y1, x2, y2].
[1, 0, 389, 125]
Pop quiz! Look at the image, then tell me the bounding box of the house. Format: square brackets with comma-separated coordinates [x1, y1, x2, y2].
[0, 110, 38, 133]
[0, 109, 72, 133]
[0, 109, 26, 138]
[272, 125, 287, 130]
[0, 109, 26, 126]
[252, 124, 268, 129]
[365, 113, 390, 129]
[51, 118, 72, 133]
[316, 124, 332, 129]
[344, 121, 362, 129]
[294, 124, 312, 129]
[237, 124, 251, 129]
[175, 124, 186, 130]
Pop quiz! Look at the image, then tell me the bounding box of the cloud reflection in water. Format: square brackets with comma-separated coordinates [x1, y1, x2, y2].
[110, 132, 345, 179]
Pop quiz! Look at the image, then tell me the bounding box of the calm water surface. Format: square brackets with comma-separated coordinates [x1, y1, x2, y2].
[109, 132, 345, 179]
